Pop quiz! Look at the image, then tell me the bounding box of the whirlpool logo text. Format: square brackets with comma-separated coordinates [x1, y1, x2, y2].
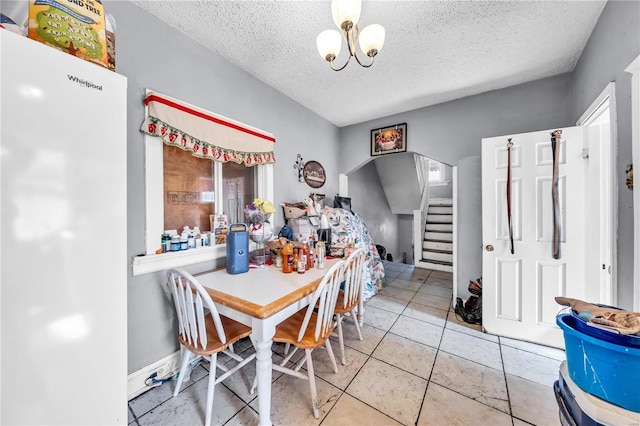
[67, 74, 102, 91]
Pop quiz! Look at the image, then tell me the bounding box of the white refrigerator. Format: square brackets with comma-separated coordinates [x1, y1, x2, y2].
[0, 31, 128, 424]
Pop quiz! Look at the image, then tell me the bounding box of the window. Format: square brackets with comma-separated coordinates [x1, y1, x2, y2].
[133, 91, 274, 276]
[133, 136, 272, 276]
[162, 145, 256, 232]
[428, 160, 447, 185]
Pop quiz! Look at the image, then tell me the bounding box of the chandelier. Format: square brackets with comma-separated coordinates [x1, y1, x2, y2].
[316, 0, 385, 71]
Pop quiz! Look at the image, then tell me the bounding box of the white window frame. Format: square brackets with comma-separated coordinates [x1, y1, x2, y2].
[132, 130, 273, 276]
[428, 159, 449, 187]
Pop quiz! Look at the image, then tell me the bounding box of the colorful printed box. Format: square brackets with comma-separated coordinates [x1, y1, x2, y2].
[28, 0, 107, 68]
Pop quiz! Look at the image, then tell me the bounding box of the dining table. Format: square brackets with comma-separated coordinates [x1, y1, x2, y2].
[195, 258, 344, 426]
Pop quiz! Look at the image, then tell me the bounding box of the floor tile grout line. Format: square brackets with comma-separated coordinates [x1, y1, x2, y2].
[127, 404, 140, 426]
[413, 303, 448, 426]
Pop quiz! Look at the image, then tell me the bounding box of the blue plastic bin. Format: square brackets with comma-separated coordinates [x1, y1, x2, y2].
[570, 306, 640, 348]
[556, 314, 640, 413]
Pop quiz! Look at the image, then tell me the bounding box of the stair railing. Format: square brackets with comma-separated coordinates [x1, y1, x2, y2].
[413, 155, 431, 266]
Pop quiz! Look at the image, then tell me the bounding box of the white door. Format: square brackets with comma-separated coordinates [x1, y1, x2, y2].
[481, 126, 591, 348]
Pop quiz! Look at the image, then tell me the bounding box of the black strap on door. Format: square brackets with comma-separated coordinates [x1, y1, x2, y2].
[551, 130, 562, 259]
[506, 138, 514, 255]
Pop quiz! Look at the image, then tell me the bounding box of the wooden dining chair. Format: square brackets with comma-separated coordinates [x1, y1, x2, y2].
[334, 247, 367, 365]
[251, 260, 345, 418]
[167, 268, 256, 426]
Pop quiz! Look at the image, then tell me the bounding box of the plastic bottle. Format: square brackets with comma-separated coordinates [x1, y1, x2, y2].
[293, 248, 299, 272]
[297, 252, 306, 274]
[282, 243, 293, 273]
[194, 226, 202, 248]
[305, 242, 313, 270]
[316, 242, 326, 269]
[171, 235, 181, 252]
[180, 226, 190, 250]
[161, 233, 171, 253]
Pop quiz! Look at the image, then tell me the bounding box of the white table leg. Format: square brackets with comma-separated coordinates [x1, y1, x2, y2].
[252, 320, 275, 426]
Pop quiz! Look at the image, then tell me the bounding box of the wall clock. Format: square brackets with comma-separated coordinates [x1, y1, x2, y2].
[303, 160, 326, 188]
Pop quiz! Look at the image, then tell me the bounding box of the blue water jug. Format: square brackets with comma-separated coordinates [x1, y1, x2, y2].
[226, 223, 249, 274]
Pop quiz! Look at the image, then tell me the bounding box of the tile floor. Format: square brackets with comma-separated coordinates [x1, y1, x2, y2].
[128, 261, 565, 426]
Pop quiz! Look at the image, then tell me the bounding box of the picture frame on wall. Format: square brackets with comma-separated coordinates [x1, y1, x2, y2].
[303, 160, 326, 188]
[371, 123, 407, 156]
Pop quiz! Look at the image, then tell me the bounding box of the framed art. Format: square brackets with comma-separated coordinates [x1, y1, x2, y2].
[303, 160, 326, 188]
[371, 123, 407, 156]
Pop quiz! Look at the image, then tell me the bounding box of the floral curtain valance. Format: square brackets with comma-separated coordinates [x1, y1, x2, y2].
[140, 91, 276, 166]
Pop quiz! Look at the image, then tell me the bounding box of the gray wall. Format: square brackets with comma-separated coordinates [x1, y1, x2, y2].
[374, 154, 422, 214]
[397, 215, 414, 264]
[342, 73, 574, 296]
[107, 1, 342, 372]
[571, 0, 639, 309]
[456, 156, 483, 300]
[348, 161, 398, 257]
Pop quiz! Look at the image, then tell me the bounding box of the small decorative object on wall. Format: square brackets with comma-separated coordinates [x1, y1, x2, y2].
[303, 160, 326, 188]
[626, 164, 633, 190]
[294, 154, 305, 182]
[371, 123, 407, 156]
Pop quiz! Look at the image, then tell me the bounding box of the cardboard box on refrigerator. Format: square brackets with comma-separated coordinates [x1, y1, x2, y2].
[27, 0, 108, 68]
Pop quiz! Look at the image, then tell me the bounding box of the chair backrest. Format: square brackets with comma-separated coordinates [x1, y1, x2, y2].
[166, 268, 226, 350]
[341, 248, 367, 309]
[297, 260, 345, 343]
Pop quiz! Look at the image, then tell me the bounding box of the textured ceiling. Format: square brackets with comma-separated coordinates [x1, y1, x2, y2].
[130, 0, 606, 127]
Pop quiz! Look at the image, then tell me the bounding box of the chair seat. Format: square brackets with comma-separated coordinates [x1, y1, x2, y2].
[179, 314, 252, 356]
[334, 290, 358, 315]
[274, 309, 335, 349]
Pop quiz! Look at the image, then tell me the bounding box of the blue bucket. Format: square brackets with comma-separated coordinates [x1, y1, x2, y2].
[556, 314, 640, 413]
[569, 305, 640, 348]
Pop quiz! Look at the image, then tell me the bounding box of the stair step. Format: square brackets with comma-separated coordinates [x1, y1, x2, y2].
[425, 223, 452, 232]
[423, 240, 453, 251]
[425, 230, 452, 241]
[428, 206, 453, 214]
[427, 213, 452, 224]
[420, 258, 453, 266]
[422, 249, 453, 263]
[418, 259, 453, 273]
[429, 198, 453, 206]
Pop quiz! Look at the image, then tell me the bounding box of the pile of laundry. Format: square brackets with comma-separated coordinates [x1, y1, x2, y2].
[555, 297, 640, 335]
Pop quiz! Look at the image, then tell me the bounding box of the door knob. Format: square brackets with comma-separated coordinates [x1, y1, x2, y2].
[485, 245, 494, 252]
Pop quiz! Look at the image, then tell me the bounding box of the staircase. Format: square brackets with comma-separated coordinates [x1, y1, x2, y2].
[420, 199, 453, 272]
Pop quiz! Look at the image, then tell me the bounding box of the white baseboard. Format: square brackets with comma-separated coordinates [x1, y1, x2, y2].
[127, 350, 182, 400]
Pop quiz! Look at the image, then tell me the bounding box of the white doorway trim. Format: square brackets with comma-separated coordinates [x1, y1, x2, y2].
[576, 82, 617, 305]
[452, 166, 458, 306]
[625, 55, 640, 310]
[338, 173, 349, 196]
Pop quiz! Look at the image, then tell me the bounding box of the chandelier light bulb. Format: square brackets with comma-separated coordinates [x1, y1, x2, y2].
[317, 29, 342, 60]
[359, 24, 385, 57]
[331, 0, 361, 30]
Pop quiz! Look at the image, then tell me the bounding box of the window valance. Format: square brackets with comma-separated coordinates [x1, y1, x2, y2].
[140, 91, 276, 166]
